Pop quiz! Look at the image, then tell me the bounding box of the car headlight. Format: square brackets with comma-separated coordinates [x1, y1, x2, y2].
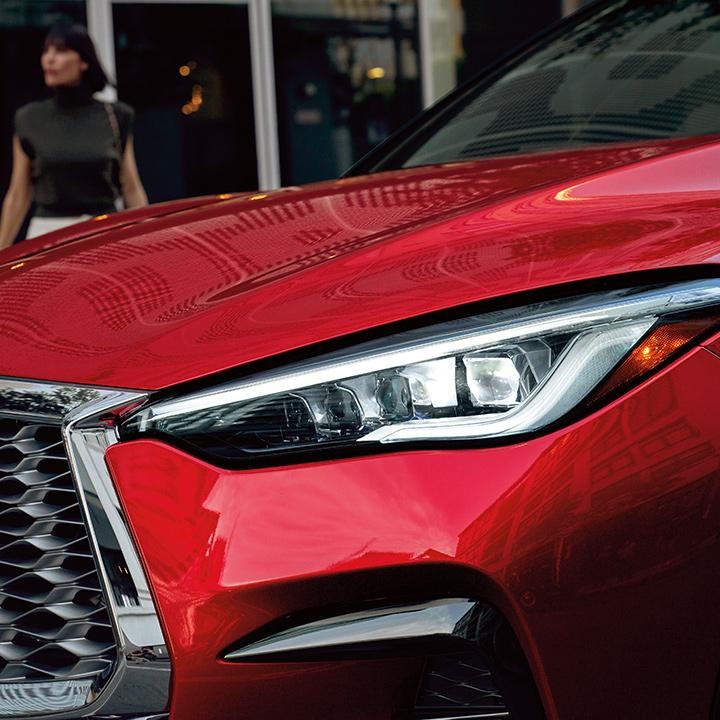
[121, 279, 720, 463]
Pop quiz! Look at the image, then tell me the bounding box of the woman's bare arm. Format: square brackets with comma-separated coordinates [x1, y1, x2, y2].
[119, 136, 148, 210]
[0, 136, 33, 251]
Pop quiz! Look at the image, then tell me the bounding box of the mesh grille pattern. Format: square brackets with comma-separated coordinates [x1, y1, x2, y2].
[0, 416, 116, 682]
[416, 652, 507, 716]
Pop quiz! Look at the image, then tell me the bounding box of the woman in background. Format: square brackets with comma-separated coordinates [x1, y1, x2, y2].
[0, 23, 147, 250]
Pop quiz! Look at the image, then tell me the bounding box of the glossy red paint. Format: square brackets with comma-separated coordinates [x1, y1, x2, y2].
[1, 136, 719, 389]
[0, 194, 233, 266]
[107, 347, 720, 720]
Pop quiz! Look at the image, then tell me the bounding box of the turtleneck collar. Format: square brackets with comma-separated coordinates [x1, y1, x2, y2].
[53, 85, 94, 108]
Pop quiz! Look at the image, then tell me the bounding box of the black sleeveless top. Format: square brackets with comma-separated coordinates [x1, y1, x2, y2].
[14, 88, 134, 217]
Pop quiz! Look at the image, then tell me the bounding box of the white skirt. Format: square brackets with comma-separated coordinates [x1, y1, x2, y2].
[26, 215, 92, 239]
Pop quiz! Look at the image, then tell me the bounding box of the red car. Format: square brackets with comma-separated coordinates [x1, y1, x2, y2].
[1, 1, 720, 719]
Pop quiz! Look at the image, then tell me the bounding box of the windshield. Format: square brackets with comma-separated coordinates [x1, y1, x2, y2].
[370, 0, 720, 171]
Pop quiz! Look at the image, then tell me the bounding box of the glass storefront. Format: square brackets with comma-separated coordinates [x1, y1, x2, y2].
[0, 0, 590, 217]
[272, 0, 422, 184]
[113, 3, 258, 202]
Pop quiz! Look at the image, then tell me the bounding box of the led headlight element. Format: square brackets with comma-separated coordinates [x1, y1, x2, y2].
[121, 279, 720, 461]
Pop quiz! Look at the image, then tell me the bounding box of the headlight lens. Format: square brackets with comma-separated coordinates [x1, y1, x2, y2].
[121, 279, 720, 462]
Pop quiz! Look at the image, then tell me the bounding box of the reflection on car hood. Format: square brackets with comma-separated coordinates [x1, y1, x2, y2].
[1, 137, 720, 389]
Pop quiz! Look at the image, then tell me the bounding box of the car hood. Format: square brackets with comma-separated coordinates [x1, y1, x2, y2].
[1, 136, 720, 390]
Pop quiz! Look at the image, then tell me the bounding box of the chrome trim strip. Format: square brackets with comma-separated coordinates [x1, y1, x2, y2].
[74, 716, 168, 720]
[0, 379, 109, 419]
[225, 598, 476, 660]
[415, 714, 510, 720]
[141, 278, 720, 421]
[83, 715, 168, 720]
[0, 379, 170, 719]
[0, 680, 95, 717]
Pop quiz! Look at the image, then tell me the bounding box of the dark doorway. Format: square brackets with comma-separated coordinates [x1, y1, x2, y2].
[113, 2, 258, 202]
[273, 1, 423, 185]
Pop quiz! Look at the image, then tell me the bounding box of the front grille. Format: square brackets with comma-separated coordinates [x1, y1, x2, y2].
[0, 415, 116, 683]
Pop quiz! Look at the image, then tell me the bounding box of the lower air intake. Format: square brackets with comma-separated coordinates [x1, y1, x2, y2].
[416, 652, 508, 717]
[414, 603, 546, 720]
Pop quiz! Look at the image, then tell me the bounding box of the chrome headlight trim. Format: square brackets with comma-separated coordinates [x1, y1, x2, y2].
[0, 379, 169, 719]
[121, 278, 720, 462]
[139, 279, 720, 423]
[139, 282, 688, 422]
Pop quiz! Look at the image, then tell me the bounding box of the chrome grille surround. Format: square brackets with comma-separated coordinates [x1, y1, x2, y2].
[0, 379, 170, 719]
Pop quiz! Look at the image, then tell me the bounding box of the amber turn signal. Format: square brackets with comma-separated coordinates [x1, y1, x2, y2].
[588, 314, 720, 405]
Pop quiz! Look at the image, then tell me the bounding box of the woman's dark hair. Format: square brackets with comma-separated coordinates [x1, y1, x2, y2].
[44, 23, 108, 93]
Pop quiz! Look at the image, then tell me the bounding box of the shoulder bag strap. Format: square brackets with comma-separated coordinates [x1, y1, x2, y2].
[103, 102, 124, 204]
[103, 102, 122, 156]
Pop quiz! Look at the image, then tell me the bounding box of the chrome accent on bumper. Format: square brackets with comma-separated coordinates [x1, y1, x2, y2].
[416, 715, 509, 720]
[0, 379, 169, 719]
[85, 716, 168, 720]
[74, 716, 168, 720]
[0, 680, 94, 717]
[225, 598, 476, 660]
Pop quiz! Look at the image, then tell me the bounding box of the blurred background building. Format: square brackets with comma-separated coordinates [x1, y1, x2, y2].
[0, 0, 594, 204]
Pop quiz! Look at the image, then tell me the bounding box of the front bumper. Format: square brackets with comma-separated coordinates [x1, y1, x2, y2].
[101, 345, 720, 720]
